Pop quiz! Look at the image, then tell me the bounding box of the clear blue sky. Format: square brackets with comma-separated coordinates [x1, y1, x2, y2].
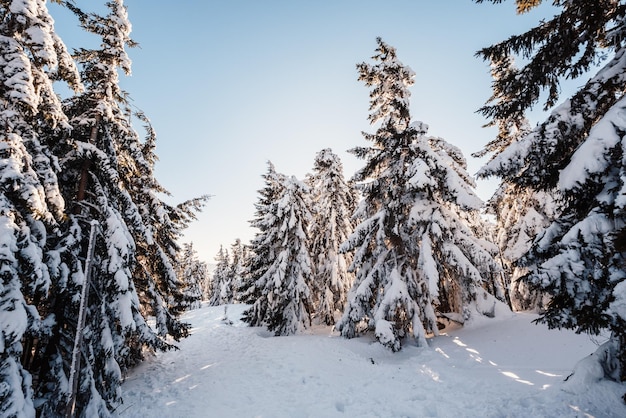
[51, 1, 558, 263]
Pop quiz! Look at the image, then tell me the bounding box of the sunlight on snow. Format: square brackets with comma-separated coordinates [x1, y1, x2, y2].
[420, 365, 441, 382]
[435, 347, 450, 359]
[119, 306, 624, 417]
[568, 404, 596, 418]
[453, 336, 540, 387]
[500, 371, 534, 386]
[173, 374, 191, 384]
[200, 363, 215, 370]
[452, 338, 484, 363]
[468, 352, 484, 363]
[501, 371, 521, 379]
[452, 338, 467, 347]
[449, 337, 565, 388]
[535, 370, 560, 377]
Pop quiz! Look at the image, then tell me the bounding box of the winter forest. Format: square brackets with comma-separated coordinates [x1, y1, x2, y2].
[1, 0, 626, 417]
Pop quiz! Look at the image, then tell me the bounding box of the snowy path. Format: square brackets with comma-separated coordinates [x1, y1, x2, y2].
[118, 304, 626, 417]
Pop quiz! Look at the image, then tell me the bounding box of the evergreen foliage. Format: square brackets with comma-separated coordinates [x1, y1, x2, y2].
[0, 1, 205, 415]
[336, 38, 500, 352]
[475, 0, 626, 381]
[473, 58, 554, 312]
[177, 242, 206, 311]
[242, 173, 313, 336]
[4, 0, 626, 412]
[40, 2, 194, 413]
[0, 0, 81, 416]
[306, 148, 357, 325]
[487, 183, 555, 312]
[238, 162, 284, 307]
[209, 246, 232, 306]
[229, 238, 248, 303]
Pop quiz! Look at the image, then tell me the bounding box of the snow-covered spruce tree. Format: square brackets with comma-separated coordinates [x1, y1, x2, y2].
[177, 242, 206, 310]
[201, 262, 212, 301]
[34, 2, 204, 415]
[126, 112, 208, 327]
[473, 56, 555, 312]
[239, 161, 284, 307]
[209, 245, 232, 306]
[242, 174, 313, 336]
[427, 134, 507, 306]
[306, 148, 357, 325]
[229, 238, 248, 303]
[335, 38, 500, 351]
[486, 184, 556, 312]
[475, 0, 626, 381]
[0, 0, 82, 416]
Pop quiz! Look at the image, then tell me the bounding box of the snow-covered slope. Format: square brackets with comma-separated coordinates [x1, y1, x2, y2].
[118, 304, 626, 417]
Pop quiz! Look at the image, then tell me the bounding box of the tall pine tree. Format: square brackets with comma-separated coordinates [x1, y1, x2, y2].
[229, 238, 247, 303]
[307, 148, 357, 325]
[239, 161, 284, 306]
[336, 38, 500, 351]
[177, 242, 206, 311]
[475, 0, 626, 381]
[0, 0, 81, 416]
[33, 1, 204, 415]
[242, 173, 313, 336]
[209, 245, 232, 306]
[473, 57, 554, 312]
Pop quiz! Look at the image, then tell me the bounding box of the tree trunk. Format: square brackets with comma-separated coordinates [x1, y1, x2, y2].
[74, 114, 101, 214]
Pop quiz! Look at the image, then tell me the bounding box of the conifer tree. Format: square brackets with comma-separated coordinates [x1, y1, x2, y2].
[428, 134, 505, 308]
[307, 149, 357, 325]
[229, 238, 247, 303]
[177, 242, 206, 311]
[488, 185, 555, 311]
[125, 113, 208, 327]
[475, 0, 626, 381]
[336, 38, 500, 351]
[473, 57, 554, 311]
[242, 174, 313, 335]
[239, 162, 284, 306]
[31, 1, 204, 415]
[201, 264, 212, 301]
[209, 246, 232, 306]
[35, 1, 142, 414]
[0, 0, 81, 416]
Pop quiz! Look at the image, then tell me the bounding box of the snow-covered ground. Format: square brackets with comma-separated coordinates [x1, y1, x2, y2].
[118, 304, 626, 417]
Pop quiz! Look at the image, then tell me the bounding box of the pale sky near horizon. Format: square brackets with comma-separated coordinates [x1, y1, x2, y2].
[50, 1, 561, 263]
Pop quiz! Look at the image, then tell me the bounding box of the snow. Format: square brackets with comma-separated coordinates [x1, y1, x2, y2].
[559, 95, 626, 192]
[118, 303, 626, 418]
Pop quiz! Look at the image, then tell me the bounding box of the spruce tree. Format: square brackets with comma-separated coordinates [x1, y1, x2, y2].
[473, 57, 554, 311]
[336, 38, 500, 351]
[307, 149, 357, 325]
[32, 1, 204, 415]
[209, 246, 231, 306]
[0, 0, 81, 416]
[124, 113, 207, 333]
[35, 1, 140, 414]
[475, 0, 626, 381]
[489, 185, 555, 311]
[242, 174, 313, 335]
[239, 162, 284, 307]
[177, 242, 206, 311]
[229, 238, 247, 303]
